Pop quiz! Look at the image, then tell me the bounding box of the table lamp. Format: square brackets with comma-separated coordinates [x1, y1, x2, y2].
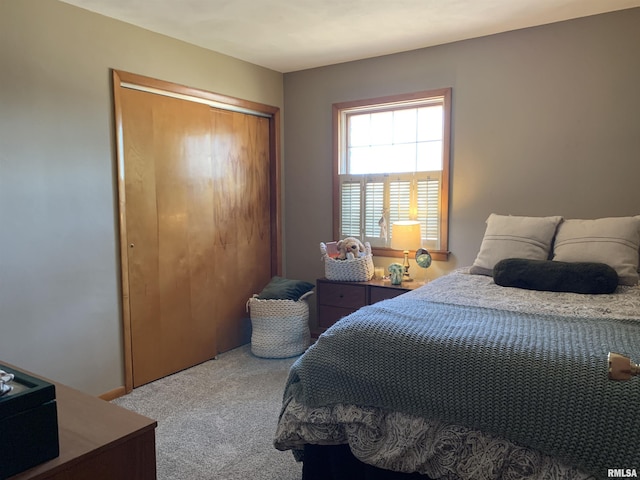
[391, 221, 421, 282]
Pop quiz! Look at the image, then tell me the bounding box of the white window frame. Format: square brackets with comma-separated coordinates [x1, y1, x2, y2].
[333, 88, 451, 261]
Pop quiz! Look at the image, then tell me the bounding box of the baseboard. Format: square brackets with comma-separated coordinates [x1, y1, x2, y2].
[99, 386, 126, 401]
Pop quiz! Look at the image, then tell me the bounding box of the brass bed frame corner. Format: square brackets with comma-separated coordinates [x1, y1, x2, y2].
[608, 352, 640, 381]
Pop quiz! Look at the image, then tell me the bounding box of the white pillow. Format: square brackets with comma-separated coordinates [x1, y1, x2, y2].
[553, 217, 640, 286]
[470, 214, 563, 276]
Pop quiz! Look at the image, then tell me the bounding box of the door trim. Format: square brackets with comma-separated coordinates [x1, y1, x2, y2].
[112, 69, 282, 392]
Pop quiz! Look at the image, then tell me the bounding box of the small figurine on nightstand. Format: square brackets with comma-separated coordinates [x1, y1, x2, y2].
[388, 263, 404, 285]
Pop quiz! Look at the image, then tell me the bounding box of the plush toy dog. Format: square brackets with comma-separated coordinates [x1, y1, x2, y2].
[336, 237, 365, 260]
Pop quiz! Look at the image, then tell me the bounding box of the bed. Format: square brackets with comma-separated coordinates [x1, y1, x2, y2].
[274, 215, 640, 480]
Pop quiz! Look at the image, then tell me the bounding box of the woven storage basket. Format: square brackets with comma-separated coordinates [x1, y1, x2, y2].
[246, 291, 312, 358]
[321, 241, 374, 282]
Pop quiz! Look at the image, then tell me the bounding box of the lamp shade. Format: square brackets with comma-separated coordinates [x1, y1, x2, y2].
[391, 221, 421, 251]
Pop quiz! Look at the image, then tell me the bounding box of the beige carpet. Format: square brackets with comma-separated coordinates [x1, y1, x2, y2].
[112, 345, 302, 480]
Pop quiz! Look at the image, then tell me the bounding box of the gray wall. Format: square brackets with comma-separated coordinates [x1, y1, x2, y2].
[283, 8, 640, 330]
[0, 0, 283, 395]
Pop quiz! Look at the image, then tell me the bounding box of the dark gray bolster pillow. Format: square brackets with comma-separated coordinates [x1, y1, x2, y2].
[493, 258, 618, 294]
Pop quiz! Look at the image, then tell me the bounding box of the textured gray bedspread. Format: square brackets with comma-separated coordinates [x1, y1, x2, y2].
[283, 293, 640, 477]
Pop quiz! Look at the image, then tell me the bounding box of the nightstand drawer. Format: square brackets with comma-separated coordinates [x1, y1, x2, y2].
[318, 282, 366, 309]
[318, 305, 357, 329]
[314, 278, 424, 336]
[370, 286, 409, 304]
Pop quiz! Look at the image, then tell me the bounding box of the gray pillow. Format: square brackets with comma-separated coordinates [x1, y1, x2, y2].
[470, 214, 563, 276]
[256, 276, 315, 300]
[552, 217, 640, 286]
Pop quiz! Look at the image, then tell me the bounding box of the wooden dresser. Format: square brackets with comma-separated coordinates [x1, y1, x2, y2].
[315, 278, 425, 334]
[6, 365, 157, 480]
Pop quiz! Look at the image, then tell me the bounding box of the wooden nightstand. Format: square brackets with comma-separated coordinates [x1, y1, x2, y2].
[315, 278, 424, 335]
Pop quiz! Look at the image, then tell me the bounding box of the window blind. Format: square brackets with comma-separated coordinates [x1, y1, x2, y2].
[340, 181, 361, 237]
[339, 172, 440, 249]
[364, 182, 384, 239]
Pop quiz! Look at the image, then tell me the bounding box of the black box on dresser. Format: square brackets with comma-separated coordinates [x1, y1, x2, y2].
[0, 364, 59, 479]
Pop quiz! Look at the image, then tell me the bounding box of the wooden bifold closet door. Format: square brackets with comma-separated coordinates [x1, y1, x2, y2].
[114, 71, 279, 389]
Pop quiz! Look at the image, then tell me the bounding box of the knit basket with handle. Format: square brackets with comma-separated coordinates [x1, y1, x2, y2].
[321, 241, 374, 282]
[246, 291, 312, 358]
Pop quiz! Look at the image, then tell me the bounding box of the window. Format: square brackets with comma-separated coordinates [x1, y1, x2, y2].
[333, 88, 451, 260]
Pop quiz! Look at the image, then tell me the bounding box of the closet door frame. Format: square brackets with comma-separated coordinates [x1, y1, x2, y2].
[112, 69, 282, 393]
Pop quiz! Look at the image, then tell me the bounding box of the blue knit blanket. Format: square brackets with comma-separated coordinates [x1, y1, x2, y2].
[283, 297, 640, 478]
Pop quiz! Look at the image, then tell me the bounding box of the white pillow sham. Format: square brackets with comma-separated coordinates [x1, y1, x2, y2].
[470, 214, 563, 276]
[553, 216, 640, 286]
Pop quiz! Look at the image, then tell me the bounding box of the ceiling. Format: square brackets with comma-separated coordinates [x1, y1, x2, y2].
[60, 0, 640, 73]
